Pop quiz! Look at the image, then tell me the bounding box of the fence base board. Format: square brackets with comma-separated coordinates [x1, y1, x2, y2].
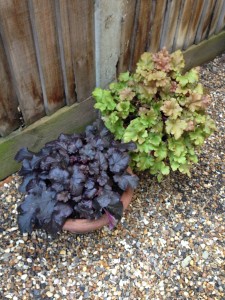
[0, 97, 97, 180]
[184, 31, 225, 70]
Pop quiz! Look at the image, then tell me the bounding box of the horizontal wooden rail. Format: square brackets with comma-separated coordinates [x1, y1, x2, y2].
[0, 97, 97, 180]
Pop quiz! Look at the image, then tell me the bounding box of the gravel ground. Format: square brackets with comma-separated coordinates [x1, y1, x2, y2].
[0, 53, 225, 300]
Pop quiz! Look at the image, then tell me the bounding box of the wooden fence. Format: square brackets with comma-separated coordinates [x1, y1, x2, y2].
[0, 0, 225, 179]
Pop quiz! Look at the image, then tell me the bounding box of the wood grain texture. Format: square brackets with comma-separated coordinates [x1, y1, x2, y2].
[68, 0, 95, 100]
[130, 0, 153, 70]
[0, 35, 20, 137]
[183, 0, 205, 49]
[0, 97, 97, 180]
[173, 0, 195, 50]
[0, 0, 45, 125]
[56, 0, 76, 105]
[117, 0, 136, 74]
[160, 0, 182, 52]
[215, 0, 225, 34]
[183, 30, 225, 71]
[208, 0, 225, 37]
[31, 0, 65, 114]
[195, 0, 216, 44]
[148, 0, 167, 53]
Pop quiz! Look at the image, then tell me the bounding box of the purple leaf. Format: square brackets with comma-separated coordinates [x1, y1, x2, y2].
[49, 167, 69, 183]
[113, 173, 139, 190]
[95, 152, 108, 170]
[56, 191, 70, 202]
[15, 147, 34, 162]
[97, 171, 109, 186]
[108, 150, 130, 173]
[104, 209, 117, 230]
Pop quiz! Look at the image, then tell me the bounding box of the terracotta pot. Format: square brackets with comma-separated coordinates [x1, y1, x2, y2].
[62, 187, 133, 234]
[62, 167, 134, 234]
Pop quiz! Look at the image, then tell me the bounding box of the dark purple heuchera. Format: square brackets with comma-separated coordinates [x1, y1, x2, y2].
[15, 120, 139, 235]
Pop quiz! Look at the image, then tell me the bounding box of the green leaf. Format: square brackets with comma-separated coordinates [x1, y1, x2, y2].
[170, 50, 185, 72]
[138, 140, 157, 153]
[150, 161, 170, 175]
[173, 155, 186, 164]
[154, 143, 167, 160]
[140, 109, 158, 127]
[176, 69, 199, 87]
[119, 72, 131, 82]
[166, 119, 187, 139]
[132, 152, 155, 171]
[103, 115, 125, 139]
[93, 88, 117, 112]
[123, 118, 147, 142]
[109, 82, 126, 92]
[170, 160, 180, 171]
[148, 132, 162, 146]
[136, 52, 154, 71]
[188, 129, 205, 145]
[168, 138, 187, 157]
[188, 154, 198, 163]
[203, 116, 216, 136]
[178, 163, 191, 177]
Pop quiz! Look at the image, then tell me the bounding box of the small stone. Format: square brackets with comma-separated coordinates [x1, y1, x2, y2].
[46, 291, 53, 298]
[202, 251, 209, 259]
[181, 256, 192, 268]
[21, 274, 27, 281]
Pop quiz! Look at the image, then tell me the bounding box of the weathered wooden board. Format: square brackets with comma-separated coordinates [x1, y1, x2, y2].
[160, 0, 182, 52]
[130, 0, 153, 70]
[30, 0, 65, 114]
[0, 0, 45, 125]
[208, 0, 225, 37]
[183, 30, 225, 71]
[183, 0, 205, 49]
[215, 0, 225, 34]
[0, 35, 20, 137]
[148, 0, 167, 53]
[95, 0, 124, 87]
[117, 0, 136, 74]
[173, 0, 195, 51]
[0, 97, 97, 180]
[55, 0, 76, 106]
[67, 0, 95, 100]
[195, 0, 216, 44]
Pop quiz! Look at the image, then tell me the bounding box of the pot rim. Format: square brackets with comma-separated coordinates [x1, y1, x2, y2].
[62, 166, 134, 234]
[62, 186, 133, 234]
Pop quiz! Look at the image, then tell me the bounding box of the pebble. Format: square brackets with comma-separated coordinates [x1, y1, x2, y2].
[0, 54, 225, 299]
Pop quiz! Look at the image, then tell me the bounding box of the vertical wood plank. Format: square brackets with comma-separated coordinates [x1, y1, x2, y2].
[130, 0, 153, 70]
[183, 0, 205, 49]
[148, 0, 167, 53]
[173, 0, 195, 50]
[117, 0, 137, 74]
[30, 0, 65, 114]
[160, 0, 182, 52]
[68, 0, 95, 100]
[195, 0, 216, 44]
[208, 0, 224, 37]
[55, 0, 76, 106]
[215, 0, 225, 34]
[0, 35, 20, 137]
[0, 0, 45, 125]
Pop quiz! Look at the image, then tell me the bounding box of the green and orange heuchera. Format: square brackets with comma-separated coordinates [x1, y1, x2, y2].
[93, 48, 216, 182]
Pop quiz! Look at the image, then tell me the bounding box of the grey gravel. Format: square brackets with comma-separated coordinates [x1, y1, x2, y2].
[0, 53, 225, 300]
